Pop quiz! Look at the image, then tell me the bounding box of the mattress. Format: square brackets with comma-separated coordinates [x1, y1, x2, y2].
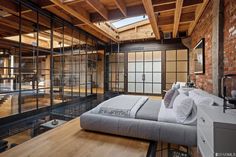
[80, 99, 197, 146]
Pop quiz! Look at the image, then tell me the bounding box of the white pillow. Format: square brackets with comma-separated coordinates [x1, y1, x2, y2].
[173, 94, 194, 123]
[189, 91, 214, 106]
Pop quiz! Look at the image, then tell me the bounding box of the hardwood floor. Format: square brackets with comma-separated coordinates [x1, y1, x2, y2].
[0, 118, 149, 157]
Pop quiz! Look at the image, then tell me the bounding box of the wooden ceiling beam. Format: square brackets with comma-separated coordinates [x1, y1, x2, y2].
[188, 0, 209, 35]
[142, 0, 160, 39]
[154, 0, 204, 13]
[158, 12, 195, 26]
[90, 4, 145, 23]
[85, 0, 108, 20]
[50, 0, 118, 42]
[152, 0, 175, 6]
[113, 0, 127, 17]
[173, 0, 183, 38]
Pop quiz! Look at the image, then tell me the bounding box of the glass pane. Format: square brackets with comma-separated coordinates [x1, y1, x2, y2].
[177, 61, 188, 72]
[112, 73, 116, 82]
[109, 73, 112, 82]
[153, 51, 161, 61]
[166, 50, 176, 61]
[0, 93, 19, 118]
[135, 62, 143, 72]
[145, 73, 152, 82]
[166, 73, 176, 83]
[153, 62, 161, 72]
[136, 73, 143, 82]
[111, 63, 116, 72]
[153, 73, 161, 83]
[128, 73, 135, 82]
[128, 52, 135, 61]
[177, 49, 188, 60]
[118, 53, 124, 62]
[136, 83, 143, 93]
[145, 62, 152, 72]
[109, 54, 116, 62]
[21, 90, 37, 112]
[145, 83, 152, 94]
[128, 83, 135, 92]
[136, 52, 143, 61]
[128, 63, 135, 72]
[177, 73, 188, 82]
[166, 62, 176, 72]
[153, 84, 162, 94]
[119, 73, 124, 82]
[119, 83, 124, 92]
[144, 51, 152, 61]
[118, 63, 124, 72]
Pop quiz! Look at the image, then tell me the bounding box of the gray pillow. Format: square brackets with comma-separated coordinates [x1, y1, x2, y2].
[168, 90, 179, 108]
[164, 89, 176, 108]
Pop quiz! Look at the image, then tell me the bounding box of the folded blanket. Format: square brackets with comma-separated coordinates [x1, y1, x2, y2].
[98, 95, 148, 118]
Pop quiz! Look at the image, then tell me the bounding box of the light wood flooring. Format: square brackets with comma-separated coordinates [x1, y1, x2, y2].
[0, 118, 149, 157]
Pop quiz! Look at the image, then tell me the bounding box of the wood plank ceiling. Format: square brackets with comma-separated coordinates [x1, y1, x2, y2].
[0, 0, 209, 46]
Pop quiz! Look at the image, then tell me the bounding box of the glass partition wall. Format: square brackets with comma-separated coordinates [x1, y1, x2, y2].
[0, 0, 99, 118]
[108, 49, 188, 95]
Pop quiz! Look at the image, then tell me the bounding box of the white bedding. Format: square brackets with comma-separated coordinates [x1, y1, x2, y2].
[158, 100, 177, 123]
[97, 95, 149, 118]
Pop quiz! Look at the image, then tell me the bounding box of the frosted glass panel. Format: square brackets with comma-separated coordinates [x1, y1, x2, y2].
[112, 73, 116, 81]
[109, 73, 111, 82]
[145, 73, 152, 82]
[153, 62, 161, 72]
[136, 73, 143, 82]
[177, 73, 187, 82]
[136, 83, 143, 93]
[177, 62, 187, 72]
[177, 49, 188, 60]
[111, 63, 116, 72]
[166, 50, 176, 61]
[153, 84, 161, 94]
[136, 62, 143, 72]
[166, 73, 176, 83]
[128, 73, 135, 82]
[153, 51, 161, 61]
[119, 73, 124, 82]
[145, 62, 152, 72]
[166, 62, 176, 72]
[136, 52, 143, 61]
[118, 53, 124, 61]
[145, 83, 152, 93]
[128, 53, 135, 61]
[109, 54, 116, 62]
[128, 83, 135, 92]
[118, 63, 124, 72]
[119, 83, 124, 92]
[145, 52, 152, 61]
[128, 63, 135, 72]
[153, 73, 161, 83]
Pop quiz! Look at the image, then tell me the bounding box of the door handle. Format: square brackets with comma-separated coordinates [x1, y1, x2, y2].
[142, 74, 145, 81]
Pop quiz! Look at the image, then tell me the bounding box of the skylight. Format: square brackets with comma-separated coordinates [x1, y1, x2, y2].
[111, 15, 148, 28]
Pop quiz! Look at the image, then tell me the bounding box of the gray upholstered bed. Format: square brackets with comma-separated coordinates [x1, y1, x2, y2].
[80, 96, 197, 146]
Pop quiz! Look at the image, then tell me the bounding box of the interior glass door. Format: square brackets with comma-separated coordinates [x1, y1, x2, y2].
[127, 51, 162, 95]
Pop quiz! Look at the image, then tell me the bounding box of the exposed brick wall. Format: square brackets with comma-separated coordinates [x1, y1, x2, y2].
[224, 0, 236, 74]
[190, 0, 213, 93]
